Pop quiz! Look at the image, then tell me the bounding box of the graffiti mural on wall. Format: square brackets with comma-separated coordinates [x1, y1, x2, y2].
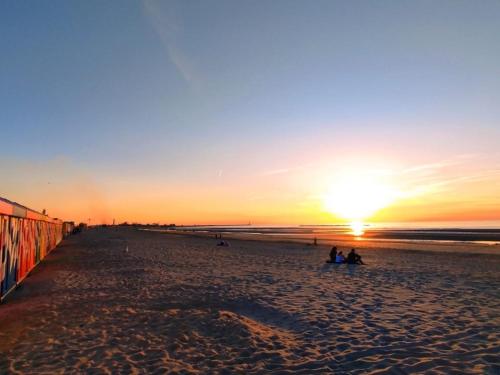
[0, 215, 18, 298]
[0, 197, 73, 300]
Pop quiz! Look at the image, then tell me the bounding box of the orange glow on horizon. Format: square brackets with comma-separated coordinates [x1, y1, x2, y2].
[2, 154, 500, 226]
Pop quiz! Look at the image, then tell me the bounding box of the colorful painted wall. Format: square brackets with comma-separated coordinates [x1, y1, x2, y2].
[0, 197, 73, 300]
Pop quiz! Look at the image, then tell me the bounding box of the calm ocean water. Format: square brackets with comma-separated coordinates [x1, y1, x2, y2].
[167, 222, 500, 245]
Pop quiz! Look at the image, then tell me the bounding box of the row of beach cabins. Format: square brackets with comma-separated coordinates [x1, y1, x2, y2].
[0, 196, 75, 301]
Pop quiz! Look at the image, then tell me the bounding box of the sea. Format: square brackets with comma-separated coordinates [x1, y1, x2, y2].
[155, 221, 500, 246]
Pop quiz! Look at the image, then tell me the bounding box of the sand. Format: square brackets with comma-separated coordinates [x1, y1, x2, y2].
[0, 227, 499, 374]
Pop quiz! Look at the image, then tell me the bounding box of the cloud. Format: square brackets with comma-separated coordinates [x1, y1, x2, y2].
[402, 154, 478, 174]
[403, 161, 458, 174]
[261, 168, 290, 176]
[396, 154, 500, 199]
[142, 0, 200, 89]
[260, 162, 317, 177]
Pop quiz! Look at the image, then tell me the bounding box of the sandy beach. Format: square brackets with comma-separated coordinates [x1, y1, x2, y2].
[0, 227, 499, 374]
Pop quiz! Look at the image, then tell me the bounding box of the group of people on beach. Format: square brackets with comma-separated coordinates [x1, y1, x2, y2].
[213, 232, 362, 264]
[327, 246, 364, 265]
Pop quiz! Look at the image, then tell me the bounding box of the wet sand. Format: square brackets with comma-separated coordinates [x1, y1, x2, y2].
[0, 227, 499, 374]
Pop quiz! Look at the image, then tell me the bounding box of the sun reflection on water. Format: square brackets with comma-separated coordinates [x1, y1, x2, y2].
[350, 221, 365, 236]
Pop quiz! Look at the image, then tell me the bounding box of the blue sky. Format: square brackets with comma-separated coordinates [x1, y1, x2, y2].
[1, 1, 500, 223]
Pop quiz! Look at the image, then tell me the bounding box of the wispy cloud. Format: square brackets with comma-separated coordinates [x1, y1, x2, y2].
[397, 154, 500, 199]
[261, 168, 291, 176]
[403, 161, 458, 174]
[142, 0, 200, 89]
[402, 154, 479, 174]
[427, 169, 500, 188]
[260, 161, 318, 177]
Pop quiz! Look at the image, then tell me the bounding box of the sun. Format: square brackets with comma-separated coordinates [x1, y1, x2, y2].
[323, 172, 396, 226]
[350, 221, 365, 236]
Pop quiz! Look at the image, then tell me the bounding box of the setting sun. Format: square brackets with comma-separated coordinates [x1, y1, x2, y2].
[323, 172, 396, 222]
[350, 221, 365, 236]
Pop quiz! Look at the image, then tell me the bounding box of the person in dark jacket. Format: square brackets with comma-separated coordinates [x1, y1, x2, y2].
[328, 246, 338, 263]
[346, 249, 364, 265]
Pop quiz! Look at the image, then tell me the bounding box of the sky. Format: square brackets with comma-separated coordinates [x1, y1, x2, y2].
[1, 0, 500, 225]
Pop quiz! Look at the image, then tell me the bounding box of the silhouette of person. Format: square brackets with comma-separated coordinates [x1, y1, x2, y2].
[346, 249, 364, 265]
[329, 246, 337, 262]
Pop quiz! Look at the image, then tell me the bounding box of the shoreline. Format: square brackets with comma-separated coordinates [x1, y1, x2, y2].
[144, 228, 500, 255]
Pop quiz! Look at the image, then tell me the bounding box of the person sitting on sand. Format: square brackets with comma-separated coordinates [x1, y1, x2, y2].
[328, 246, 337, 262]
[346, 248, 364, 265]
[335, 251, 345, 264]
